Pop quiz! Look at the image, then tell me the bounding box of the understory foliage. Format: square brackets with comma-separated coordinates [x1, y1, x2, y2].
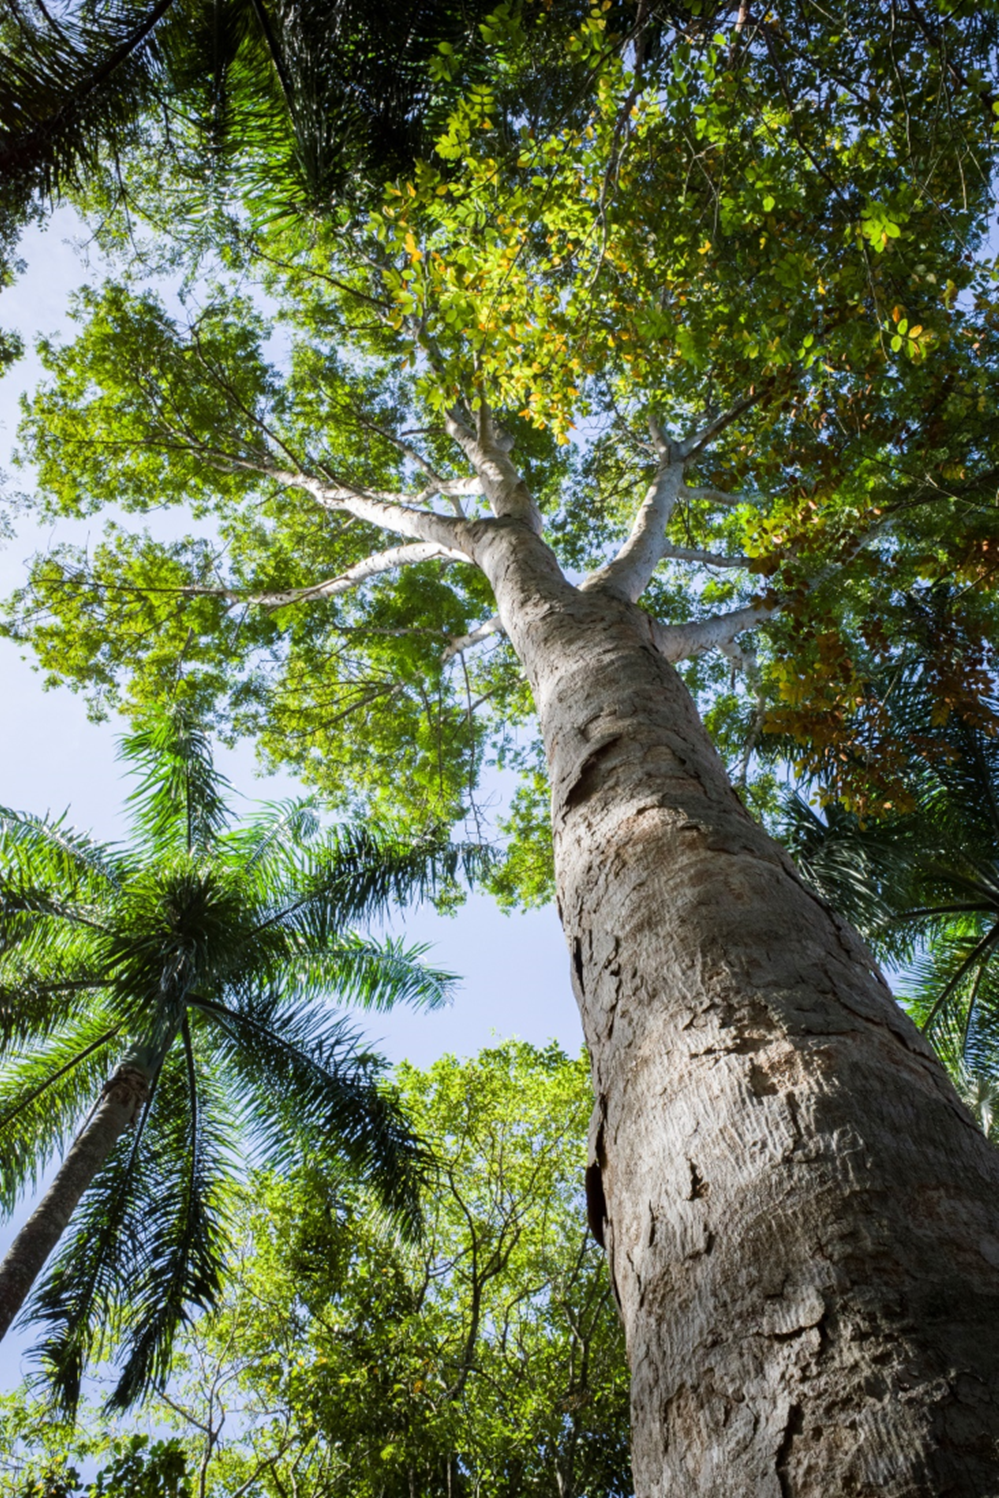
[0, 709, 479, 1410]
[0, 1043, 632, 1498]
[4, 2, 999, 901]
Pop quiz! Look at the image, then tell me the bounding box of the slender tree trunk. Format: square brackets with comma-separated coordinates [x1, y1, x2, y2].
[0, 1064, 149, 1341]
[472, 520, 999, 1496]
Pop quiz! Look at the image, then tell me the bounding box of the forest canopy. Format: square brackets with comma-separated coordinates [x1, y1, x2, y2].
[3, 0, 999, 905]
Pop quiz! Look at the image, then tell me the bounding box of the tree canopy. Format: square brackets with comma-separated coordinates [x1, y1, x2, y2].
[5, 2, 999, 898]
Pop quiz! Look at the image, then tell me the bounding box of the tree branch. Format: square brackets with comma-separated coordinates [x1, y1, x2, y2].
[581, 455, 685, 601]
[444, 409, 543, 533]
[179, 543, 468, 609]
[233, 462, 469, 553]
[659, 543, 751, 569]
[675, 389, 766, 459]
[442, 616, 505, 662]
[682, 485, 749, 507]
[649, 600, 774, 662]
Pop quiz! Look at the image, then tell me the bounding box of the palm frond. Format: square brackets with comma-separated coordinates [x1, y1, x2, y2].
[254, 931, 458, 1013]
[194, 992, 425, 1236]
[0, 973, 106, 1052]
[253, 823, 488, 934]
[221, 796, 321, 877]
[120, 710, 232, 856]
[776, 792, 913, 960]
[104, 1018, 231, 1408]
[902, 920, 999, 1053]
[0, 0, 174, 200]
[0, 1014, 122, 1215]
[0, 805, 122, 893]
[956, 1062, 999, 1138]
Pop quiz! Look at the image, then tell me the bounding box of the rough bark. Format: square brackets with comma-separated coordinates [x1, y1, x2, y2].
[0, 1064, 149, 1341]
[469, 517, 999, 1497]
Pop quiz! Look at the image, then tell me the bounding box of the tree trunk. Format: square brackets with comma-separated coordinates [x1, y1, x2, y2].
[473, 520, 999, 1496]
[0, 1064, 149, 1341]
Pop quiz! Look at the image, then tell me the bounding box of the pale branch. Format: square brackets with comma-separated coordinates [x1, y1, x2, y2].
[586, 394, 769, 599]
[231, 461, 469, 554]
[444, 409, 543, 533]
[581, 457, 685, 601]
[718, 636, 759, 675]
[177, 543, 467, 609]
[649, 600, 774, 663]
[442, 616, 505, 662]
[415, 475, 483, 518]
[647, 412, 669, 457]
[682, 485, 750, 507]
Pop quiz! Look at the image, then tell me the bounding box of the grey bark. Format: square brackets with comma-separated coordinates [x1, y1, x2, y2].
[466, 516, 999, 1497]
[0, 1064, 149, 1341]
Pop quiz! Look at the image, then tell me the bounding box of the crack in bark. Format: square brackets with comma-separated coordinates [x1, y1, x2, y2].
[572, 936, 585, 996]
[585, 1162, 607, 1247]
[775, 1402, 804, 1497]
[563, 736, 625, 812]
[687, 1161, 708, 1200]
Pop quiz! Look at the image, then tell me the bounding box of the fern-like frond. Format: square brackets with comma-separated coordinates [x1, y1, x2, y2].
[194, 992, 425, 1236]
[120, 710, 232, 857]
[0, 805, 122, 895]
[251, 824, 488, 936]
[104, 1017, 231, 1408]
[249, 931, 457, 1013]
[0, 1013, 121, 1215]
[901, 919, 999, 1051]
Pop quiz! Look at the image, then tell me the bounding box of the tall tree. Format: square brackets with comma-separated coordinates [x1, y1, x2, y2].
[7, 4, 999, 1490]
[0, 709, 475, 1411]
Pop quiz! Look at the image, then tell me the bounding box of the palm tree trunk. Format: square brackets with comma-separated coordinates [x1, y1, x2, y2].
[0, 1064, 149, 1341]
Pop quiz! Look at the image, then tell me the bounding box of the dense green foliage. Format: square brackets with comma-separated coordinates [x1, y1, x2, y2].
[0, 1043, 631, 1498]
[0, 709, 481, 1410]
[4, 3, 999, 903]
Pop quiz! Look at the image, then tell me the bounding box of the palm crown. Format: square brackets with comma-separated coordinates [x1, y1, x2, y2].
[0, 710, 477, 1410]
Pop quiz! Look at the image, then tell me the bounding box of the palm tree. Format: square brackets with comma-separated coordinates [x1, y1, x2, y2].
[777, 672, 999, 1135]
[0, 709, 477, 1411]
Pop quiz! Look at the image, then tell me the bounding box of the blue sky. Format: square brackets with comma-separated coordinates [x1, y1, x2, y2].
[0, 211, 583, 1392]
